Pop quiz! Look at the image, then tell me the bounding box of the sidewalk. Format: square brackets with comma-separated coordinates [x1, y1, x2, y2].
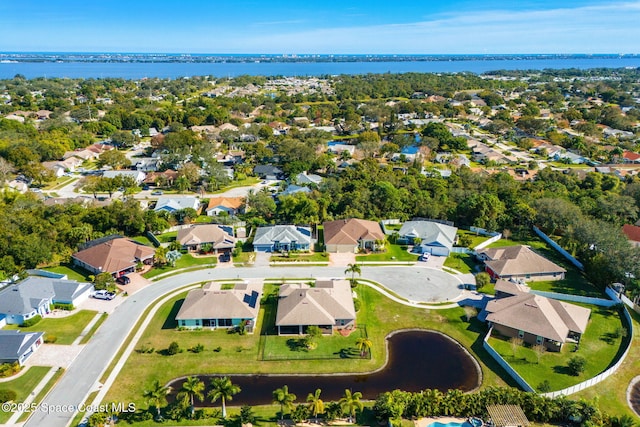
[6, 367, 57, 425]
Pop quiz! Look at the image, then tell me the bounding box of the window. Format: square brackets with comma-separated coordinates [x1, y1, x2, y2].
[536, 336, 543, 344]
[518, 330, 524, 338]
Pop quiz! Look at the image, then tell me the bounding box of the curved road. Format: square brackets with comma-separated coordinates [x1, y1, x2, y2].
[24, 265, 465, 427]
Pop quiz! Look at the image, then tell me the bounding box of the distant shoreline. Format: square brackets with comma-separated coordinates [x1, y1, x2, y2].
[1, 52, 639, 64]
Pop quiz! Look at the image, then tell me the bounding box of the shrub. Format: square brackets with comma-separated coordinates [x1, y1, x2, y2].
[353, 298, 361, 312]
[213, 346, 222, 352]
[21, 315, 42, 327]
[52, 303, 74, 311]
[44, 335, 58, 344]
[475, 272, 491, 292]
[136, 345, 154, 354]
[0, 363, 21, 378]
[190, 343, 205, 353]
[0, 389, 18, 403]
[537, 380, 551, 393]
[167, 341, 181, 355]
[567, 355, 587, 376]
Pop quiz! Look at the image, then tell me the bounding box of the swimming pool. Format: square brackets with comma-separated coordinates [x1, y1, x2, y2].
[428, 418, 482, 427]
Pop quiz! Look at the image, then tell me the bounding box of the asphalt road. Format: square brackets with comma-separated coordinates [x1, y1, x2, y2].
[24, 265, 463, 427]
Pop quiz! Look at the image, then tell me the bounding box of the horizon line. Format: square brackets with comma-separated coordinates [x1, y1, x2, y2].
[2, 51, 640, 56]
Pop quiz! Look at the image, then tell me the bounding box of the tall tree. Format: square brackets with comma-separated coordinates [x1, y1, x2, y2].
[208, 376, 240, 418]
[177, 376, 205, 419]
[142, 380, 171, 420]
[306, 388, 325, 423]
[273, 385, 297, 420]
[344, 263, 361, 285]
[339, 389, 363, 423]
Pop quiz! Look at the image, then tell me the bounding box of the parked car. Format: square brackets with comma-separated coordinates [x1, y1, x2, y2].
[419, 253, 430, 262]
[116, 275, 131, 285]
[151, 190, 163, 195]
[93, 290, 116, 300]
[219, 252, 231, 263]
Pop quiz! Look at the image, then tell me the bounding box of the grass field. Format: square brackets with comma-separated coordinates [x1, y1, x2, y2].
[261, 325, 368, 360]
[0, 366, 51, 424]
[143, 254, 217, 279]
[270, 252, 329, 263]
[18, 367, 65, 422]
[42, 263, 92, 282]
[444, 253, 477, 274]
[457, 230, 491, 249]
[355, 244, 419, 262]
[131, 235, 154, 246]
[488, 305, 626, 392]
[104, 282, 510, 409]
[156, 231, 178, 243]
[3, 310, 98, 345]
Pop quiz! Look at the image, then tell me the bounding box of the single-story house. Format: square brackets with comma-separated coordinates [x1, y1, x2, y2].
[206, 197, 245, 216]
[398, 220, 458, 256]
[276, 279, 356, 335]
[0, 277, 93, 325]
[0, 330, 44, 365]
[254, 165, 284, 180]
[102, 170, 147, 184]
[622, 151, 640, 164]
[323, 218, 385, 253]
[477, 245, 566, 282]
[295, 171, 323, 186]
[72, 237, 155, 277]
[175, 282, 262, 333]
[279, 184, 311, 197]
[622, 224, 640, 248]
[177, 224, 236, 253]
[327, 142, 356, 156]
[134, 157, 162, 172]
[253, 225, 312, 252]
[485, 293, 591, 351]
[144, 169, 178, 186]
[493, 279, 530, 299]
[154, 196, 201, 213]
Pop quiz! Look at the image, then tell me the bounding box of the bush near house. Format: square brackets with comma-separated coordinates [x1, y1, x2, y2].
[21, 315, 42, 327]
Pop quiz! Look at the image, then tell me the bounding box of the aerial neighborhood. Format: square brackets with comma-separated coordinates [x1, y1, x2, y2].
[0, 69, 639, 427]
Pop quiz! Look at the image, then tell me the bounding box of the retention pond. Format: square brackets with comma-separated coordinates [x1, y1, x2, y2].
[167, 330, 480, 405]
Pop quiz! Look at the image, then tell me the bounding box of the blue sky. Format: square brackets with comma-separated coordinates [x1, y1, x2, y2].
[0, 1, 639, 54]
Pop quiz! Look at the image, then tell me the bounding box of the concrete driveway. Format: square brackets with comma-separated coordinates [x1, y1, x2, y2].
[329, 252, 356, 267]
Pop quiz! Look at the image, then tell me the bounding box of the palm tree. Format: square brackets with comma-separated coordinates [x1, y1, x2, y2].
[208, 376, 241, 418]
[344, 263, 361, 286]
[177, 376, 205, 419]
[339, 389, 363, 423]
[142, 380, 171, 420]
[355, 337, 372, 358]
[273, 385, 297, 420]
[306, 388, 325, 423]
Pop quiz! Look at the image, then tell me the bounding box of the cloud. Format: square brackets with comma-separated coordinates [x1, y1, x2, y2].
[214, 1, 640, 53]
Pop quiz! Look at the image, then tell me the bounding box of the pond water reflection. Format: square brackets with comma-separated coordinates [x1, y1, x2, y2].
[168, 330, 480, 405]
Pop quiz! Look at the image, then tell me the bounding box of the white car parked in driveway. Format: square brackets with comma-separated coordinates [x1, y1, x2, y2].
[93, 290, 116, 300]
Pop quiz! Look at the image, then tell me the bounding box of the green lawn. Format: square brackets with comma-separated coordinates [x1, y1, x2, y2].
[270, 252, 329, 263]
[213, 177, 260, 193]
[42, 263, 92, 282]
[355, 244, 419, 262]
[104, 282, 510, 408]
[3, 310, 98, 345]
[17, 367, 65, 422]
[457, 230, 491, 249]
[261, 326, 368, 360]
[488, 305, 626, 392]
[0, 366, 51, 424]
[143, 254, 217, 279]
[156, 231, 178, 243]
[233, 251, 255, 266]
[130, 235, 154, 246]
[80, 313, 108, 344]
[443, 253, 477, 274]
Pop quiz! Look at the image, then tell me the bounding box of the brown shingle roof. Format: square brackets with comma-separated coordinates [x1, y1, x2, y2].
[323, 219, 384, 246]
[622, 224, 640, 243]
[72, 238, 155, 274]
[486, 293, 590, 343]
[176, 282, 262, 320]
[276, 280, 355, 327]
[479, 245, 566, 277]
[177, 224, 235, 249]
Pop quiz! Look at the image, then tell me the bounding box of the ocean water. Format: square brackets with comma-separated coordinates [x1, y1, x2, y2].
[1, 57, 639, 79]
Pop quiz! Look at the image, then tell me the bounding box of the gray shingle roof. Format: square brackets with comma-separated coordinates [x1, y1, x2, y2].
[253, 225, 312, 246]
[0, 277, 94, 317]
[0, 330, 43, 362]
[398, 221, 458, 250]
